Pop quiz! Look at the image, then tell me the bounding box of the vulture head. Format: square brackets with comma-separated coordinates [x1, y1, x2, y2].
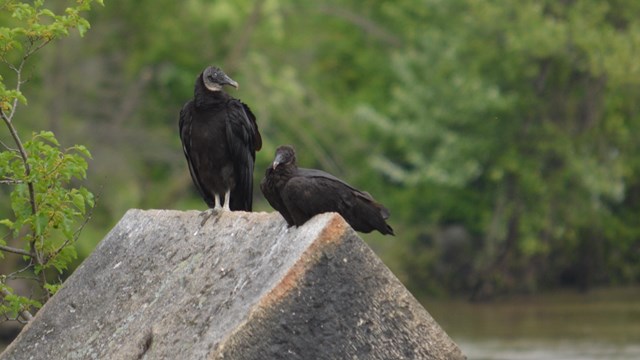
[202, 66, 239, 92]
[272, 145, 297, 170]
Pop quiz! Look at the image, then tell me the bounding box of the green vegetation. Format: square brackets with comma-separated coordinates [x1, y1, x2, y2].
[1, 0, 99, 322]
[360, 0, 640, 299]
[1, 0, 639, 319]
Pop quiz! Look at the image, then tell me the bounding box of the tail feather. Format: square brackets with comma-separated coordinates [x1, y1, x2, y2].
[347, 194, 394, 236]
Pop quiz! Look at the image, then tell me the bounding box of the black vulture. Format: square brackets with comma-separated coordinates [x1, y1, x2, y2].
[261, 145, 394, 235]
[179, 66, 262, 215]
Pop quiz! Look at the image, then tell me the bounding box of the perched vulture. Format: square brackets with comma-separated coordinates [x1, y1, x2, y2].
[261, 145, 394, 235]
[179, 66, 262, 213]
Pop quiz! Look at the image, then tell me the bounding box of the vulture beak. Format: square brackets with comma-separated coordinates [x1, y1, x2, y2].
[272, 153, 285, 170]
[222, 73, 239, 89]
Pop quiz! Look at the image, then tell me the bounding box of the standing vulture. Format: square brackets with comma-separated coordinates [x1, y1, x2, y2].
[261, 145, 394, 235]
[179, 66, 262, 214]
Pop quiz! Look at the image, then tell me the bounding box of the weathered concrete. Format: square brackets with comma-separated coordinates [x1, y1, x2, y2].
[1, 209, 465, 360]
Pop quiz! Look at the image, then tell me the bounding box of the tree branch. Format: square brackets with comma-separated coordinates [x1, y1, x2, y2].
[0, 288, 34, 322]
[5, 58, 25, 121]
[7, 263, 37, 280]
[1, 57, 39, 262]
[0, 244, 34, 258]
[0, 138, 17, 151]
[24, 37, 53, 59]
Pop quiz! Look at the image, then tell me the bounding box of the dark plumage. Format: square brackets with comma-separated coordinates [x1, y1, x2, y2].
[261, 145, 394, 235]
[179, 66, 262, 212]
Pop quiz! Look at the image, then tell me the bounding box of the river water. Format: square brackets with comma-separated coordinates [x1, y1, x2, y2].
[423, 287, 640, 360]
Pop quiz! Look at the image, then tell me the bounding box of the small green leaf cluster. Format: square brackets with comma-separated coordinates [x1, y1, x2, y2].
[1, 0, 101, 43]
[0, 281, 42, 322]
[1, 0, 103, 112]
[1, 131, 94, 270]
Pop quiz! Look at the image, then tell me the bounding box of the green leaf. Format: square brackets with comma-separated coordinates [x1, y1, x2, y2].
[70, 190, 85, 213]
[80, 187, 95, 208]
[72, 144, 92, 159]
[35, 131, 60, 146]
[39, 9, 55, 18]
[44, 283, 61, 296]
[76, 19, 90, 37]
[0, 218, 14, 228]
[34, 212, 49, 237]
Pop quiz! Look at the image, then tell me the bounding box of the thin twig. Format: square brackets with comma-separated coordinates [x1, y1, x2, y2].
[6, 58, 25, 121]
[0, 244, 34, 258]
[24, 38, 52, 59]
[7, 263, 37, 281]
[50, 191, 99, 260]
[5, 274, 40, 283]
[0, 138, 17, 151]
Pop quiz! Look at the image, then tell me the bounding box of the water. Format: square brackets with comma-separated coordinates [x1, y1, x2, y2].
[423, 287, 640, 360]
[2, 287, 638, 358]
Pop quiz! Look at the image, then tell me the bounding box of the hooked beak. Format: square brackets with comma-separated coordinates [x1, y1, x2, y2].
[222, 73, 239, 89]
[272, 153, 285, 170]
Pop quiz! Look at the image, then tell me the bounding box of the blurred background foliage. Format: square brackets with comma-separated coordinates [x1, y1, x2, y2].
[2, 0, 640, 301]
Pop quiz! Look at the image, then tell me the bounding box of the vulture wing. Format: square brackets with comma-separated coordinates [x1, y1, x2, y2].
[225, 100, 261, 211]
[297, 168, 391, 220]
[179, 100, 215, 208]
[282, 168, 394, 235]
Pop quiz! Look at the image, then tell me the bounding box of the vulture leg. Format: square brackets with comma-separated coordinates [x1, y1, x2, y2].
[222, 190, 231, 211]
[214, 193, 223, 209]
[198, 194, 224, 227]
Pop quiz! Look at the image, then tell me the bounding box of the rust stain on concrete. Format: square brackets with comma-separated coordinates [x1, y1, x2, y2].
[210, 214, 349, 358]
[258, 213, 348, 309]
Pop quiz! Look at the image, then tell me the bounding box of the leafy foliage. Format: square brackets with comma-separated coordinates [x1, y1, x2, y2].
[359, 0, 640, 298]
[1, 0, 99, 322]
[0, 281, 41, 323]
[2, 131, 93, 270]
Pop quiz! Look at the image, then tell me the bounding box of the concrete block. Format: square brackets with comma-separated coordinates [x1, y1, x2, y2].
[1, 210, 465, 360]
